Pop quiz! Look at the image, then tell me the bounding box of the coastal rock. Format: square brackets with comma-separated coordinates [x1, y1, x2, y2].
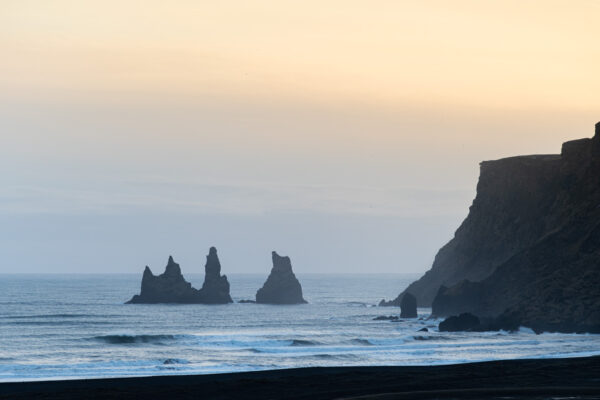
[439, 313, 480, 332]
[386, 122, 600, 333]
[197, 247, 233, 304]
[400, 292, 418, 318]
[373, 315, 400, 321]
[126, 247, 233, 304]
[255, 252, 307, 304]
[126, 256, 199, 304]
[431, 282, 484, 318]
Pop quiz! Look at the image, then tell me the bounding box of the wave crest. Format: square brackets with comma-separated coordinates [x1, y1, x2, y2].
[92, 334, 177, 345]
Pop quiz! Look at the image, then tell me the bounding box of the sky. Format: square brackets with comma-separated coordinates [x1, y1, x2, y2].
[1, 1, 599, 274]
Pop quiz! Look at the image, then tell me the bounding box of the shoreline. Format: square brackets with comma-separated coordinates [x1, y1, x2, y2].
[1, 356, 599, 399]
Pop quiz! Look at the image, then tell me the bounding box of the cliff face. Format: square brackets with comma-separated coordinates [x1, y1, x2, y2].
[383, 123, 600, 332]
[381, 153, 563, 307]
[256, 252, 307, 304]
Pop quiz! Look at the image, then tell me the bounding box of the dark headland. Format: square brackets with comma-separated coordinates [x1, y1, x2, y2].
[382, 122, 600, 334]
[2, 356, 599, 399]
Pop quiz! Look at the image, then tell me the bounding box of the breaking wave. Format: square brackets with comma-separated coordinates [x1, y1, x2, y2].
[348, 338, 374, 346]
[92, 334, 179, 345]
[290, 339, 322, 346]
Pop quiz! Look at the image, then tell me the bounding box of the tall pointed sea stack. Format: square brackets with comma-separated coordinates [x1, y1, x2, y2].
[126, 256, 198, 304]
[256, 252, 307, 304]
[197, 247, 233, 304]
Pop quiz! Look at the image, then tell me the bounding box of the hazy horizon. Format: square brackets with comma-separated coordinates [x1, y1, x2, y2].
[1, 1, 599, 273]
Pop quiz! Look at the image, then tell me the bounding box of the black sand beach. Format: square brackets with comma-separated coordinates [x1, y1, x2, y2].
[1, 356, 599, 399]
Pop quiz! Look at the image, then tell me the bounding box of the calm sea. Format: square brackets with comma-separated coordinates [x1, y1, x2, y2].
[1, 273, 599, 382]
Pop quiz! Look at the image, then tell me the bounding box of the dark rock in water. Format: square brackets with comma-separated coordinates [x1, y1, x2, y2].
[400, 292, 418, 318]
[431, 282, 484, 318]
[383, 123, 600, 333]
[126, 247, 232, 304]
[418, 327, 428, 332]
[126, 256, 199, 304]
[255, 252, 307, 304]
[238, 299, 256, 303]
[439, 312, 521, 333]
[197, 247, 233, 304]
[373, 315, 400, 321]
[439, 313, 481, 332]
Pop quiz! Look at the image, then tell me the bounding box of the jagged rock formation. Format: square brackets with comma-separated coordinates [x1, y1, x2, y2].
[126, 256, 199, 304]
[197, 247, 233, 304]
[400, 293, 417, 318]
[126, 247, 232, 304]
[384, 122, 600, 333]
[256, 252, 307, 304]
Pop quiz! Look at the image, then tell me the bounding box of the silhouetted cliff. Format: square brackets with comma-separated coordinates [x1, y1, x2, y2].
[383, 123, 600, 333]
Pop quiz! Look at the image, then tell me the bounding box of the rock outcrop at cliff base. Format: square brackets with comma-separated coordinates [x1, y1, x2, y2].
[256, 252, 307, 304]
[438, 313, 480, 332]
[383, 122, 600, 333]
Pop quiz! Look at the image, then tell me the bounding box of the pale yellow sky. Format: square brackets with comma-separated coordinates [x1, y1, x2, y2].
[1, 1, 599, 273]
[2, 0, 599, 111]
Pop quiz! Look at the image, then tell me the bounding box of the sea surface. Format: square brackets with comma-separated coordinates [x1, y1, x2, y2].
[1, 273, 599, 382]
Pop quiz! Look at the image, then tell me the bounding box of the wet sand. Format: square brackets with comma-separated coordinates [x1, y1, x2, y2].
[1, 356, 599, 399]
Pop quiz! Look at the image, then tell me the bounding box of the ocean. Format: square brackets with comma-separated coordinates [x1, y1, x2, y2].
[1, 273, 599, 382]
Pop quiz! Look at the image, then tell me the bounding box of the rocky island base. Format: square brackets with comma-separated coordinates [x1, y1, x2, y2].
[1, 356, 599, 399]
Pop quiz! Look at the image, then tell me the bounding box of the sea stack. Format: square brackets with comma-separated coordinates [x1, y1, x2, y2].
[400, 292, 417, 318]
[256, 252, 307, 304]
[197, 247, 233, 304]
[126, 247, 233, 304]
[126, 256, 198, 304]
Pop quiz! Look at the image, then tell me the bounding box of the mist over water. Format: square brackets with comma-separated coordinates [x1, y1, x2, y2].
[1, 273, 599, 382]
